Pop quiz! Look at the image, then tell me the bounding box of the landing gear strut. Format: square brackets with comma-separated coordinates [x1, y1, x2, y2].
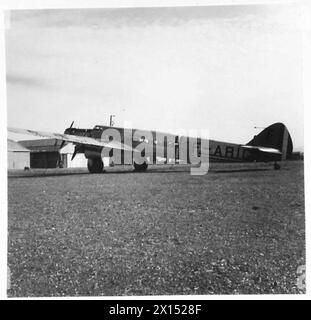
[133, 161, 148, 172]
[87, 158, 104, 173]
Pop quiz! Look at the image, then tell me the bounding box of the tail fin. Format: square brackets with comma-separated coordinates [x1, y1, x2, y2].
[247, 123, 293, 160]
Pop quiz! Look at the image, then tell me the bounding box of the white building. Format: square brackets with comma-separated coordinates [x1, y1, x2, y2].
[59, 143, 88, 168]
[7, 139, 30, 170]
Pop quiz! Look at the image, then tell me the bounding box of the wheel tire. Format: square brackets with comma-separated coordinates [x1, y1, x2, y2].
[133, 161, 148, 172]
[274, 163, 281, 170]
[87, 158, 104, 173]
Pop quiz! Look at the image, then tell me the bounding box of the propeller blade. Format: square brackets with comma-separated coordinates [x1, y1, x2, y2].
[71, 146, 78, 161]
[59, 140, 66, 149]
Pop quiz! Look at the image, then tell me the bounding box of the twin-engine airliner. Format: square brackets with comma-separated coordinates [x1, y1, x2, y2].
[8, 122, 293, 173]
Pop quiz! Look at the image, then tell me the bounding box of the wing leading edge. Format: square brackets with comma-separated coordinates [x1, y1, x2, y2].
[8, 127, 136, 152]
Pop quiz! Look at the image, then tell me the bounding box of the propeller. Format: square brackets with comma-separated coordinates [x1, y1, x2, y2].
[71, 146, 79, 161]
[59, 140, 66, 150]
[60, 121, 75, 149]
[66, 121, 80, 161]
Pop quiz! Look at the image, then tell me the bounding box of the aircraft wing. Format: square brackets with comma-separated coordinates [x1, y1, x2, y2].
[241, 145, 282, 154]
[8, 127, 136, 152]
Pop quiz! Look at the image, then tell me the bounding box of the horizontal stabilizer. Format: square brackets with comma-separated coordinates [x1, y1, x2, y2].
[241, 145, 282, 154]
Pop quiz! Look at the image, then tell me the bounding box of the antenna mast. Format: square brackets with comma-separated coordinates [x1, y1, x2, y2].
[110, 115, 115, 127]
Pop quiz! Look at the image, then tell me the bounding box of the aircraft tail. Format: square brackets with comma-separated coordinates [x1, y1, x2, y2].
[246, 123, 293, 160]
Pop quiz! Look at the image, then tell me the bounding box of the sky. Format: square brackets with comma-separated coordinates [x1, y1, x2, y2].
[5, 4, 305, 150]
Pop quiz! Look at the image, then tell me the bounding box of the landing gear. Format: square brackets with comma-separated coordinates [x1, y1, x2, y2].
[133, 161, 148, 172]
[87, 158, 104, 173]
[274, 162, 281, 170]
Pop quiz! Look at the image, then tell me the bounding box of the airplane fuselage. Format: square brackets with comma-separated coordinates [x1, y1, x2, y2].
[64, 125, 281, 165]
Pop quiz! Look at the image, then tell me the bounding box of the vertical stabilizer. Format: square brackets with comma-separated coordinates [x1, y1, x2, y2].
[247, 123, 293, 160]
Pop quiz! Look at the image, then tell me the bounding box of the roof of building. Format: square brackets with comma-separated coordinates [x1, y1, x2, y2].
[7, 139, 31, 152]
[18, 139, 65, 152]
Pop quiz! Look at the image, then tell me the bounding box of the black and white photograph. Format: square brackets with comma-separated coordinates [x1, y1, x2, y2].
[2, 0, 309, 299]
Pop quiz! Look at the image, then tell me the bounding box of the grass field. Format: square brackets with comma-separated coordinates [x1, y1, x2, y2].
[8, 161, 305, 296]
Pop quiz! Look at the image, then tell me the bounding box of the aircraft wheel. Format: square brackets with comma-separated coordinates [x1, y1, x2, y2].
[133, 161, 148, 172]
[87, 158, 104, 173]
[274, 162, 281, 170]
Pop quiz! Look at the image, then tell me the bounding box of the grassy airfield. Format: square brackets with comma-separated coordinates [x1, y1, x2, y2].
[8, 161, 305, 296]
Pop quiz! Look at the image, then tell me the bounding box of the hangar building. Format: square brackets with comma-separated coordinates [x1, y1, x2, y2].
[19, 139, 87, 169]
[7, 139, 30, 170]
